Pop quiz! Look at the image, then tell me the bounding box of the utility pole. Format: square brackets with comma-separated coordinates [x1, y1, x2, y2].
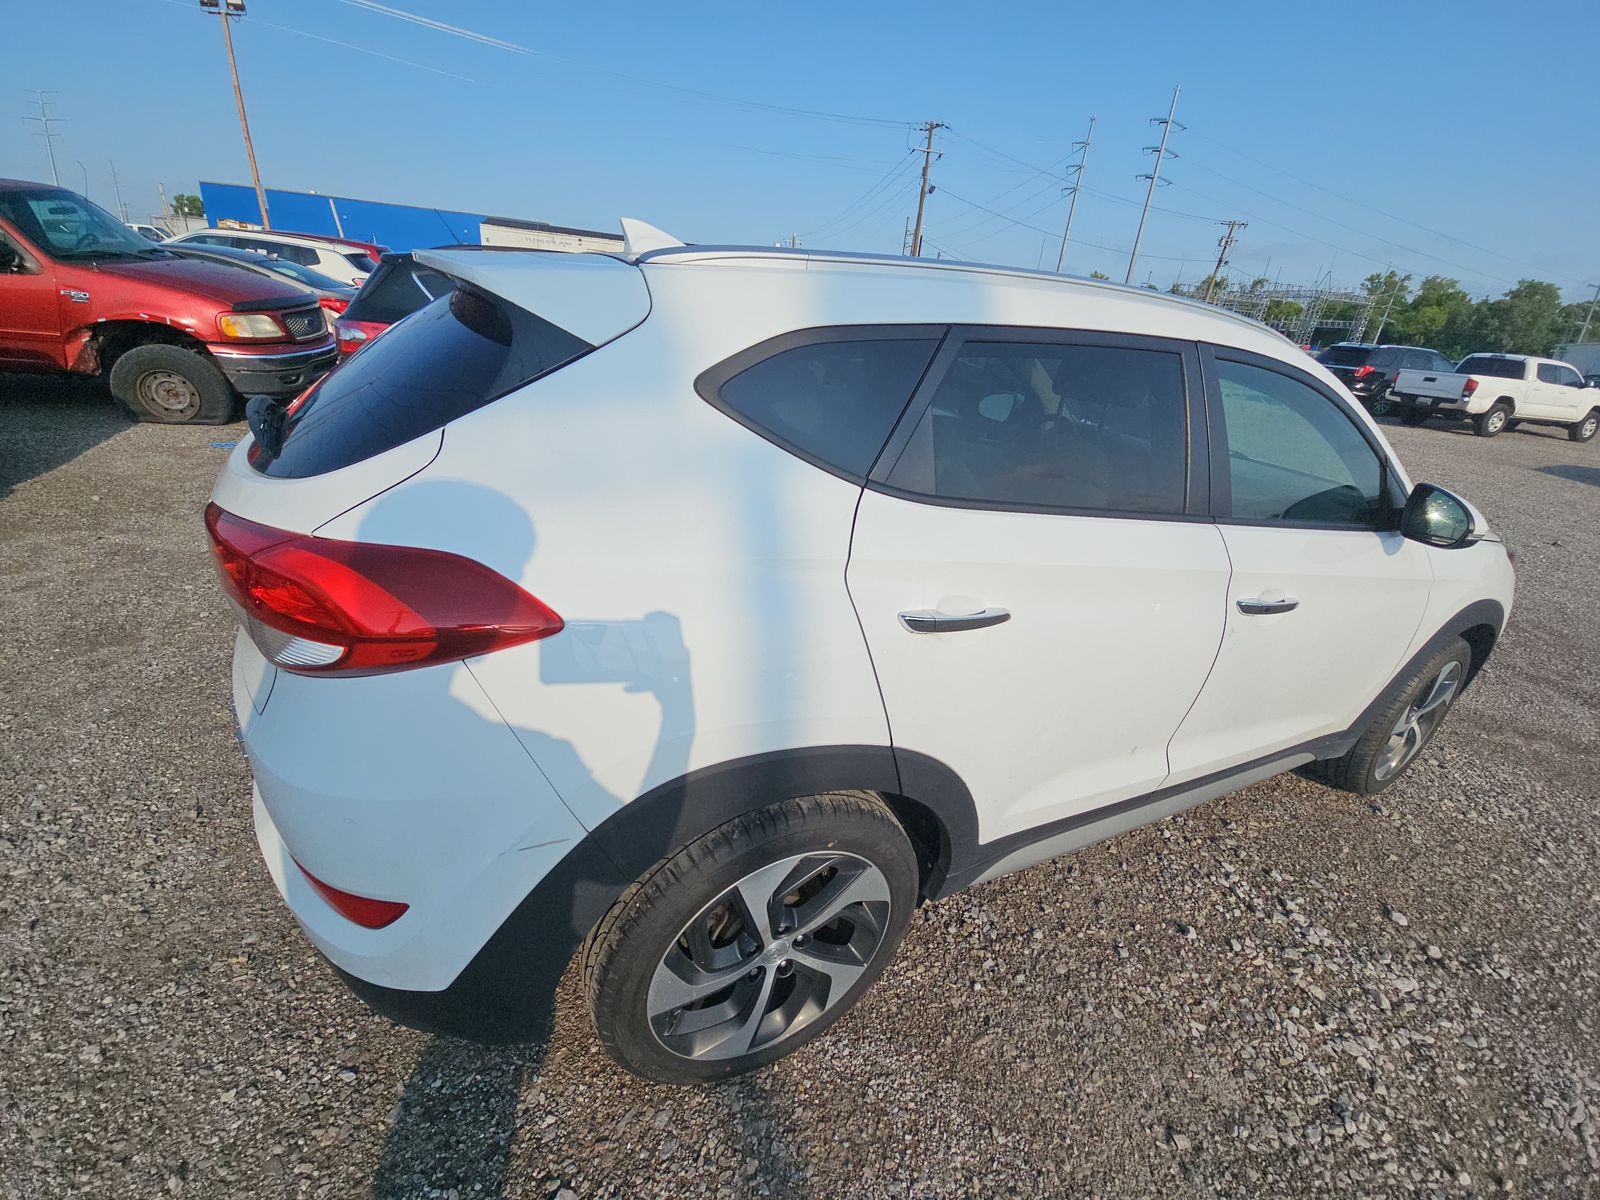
[909, 120, 946, 258]
[201, 0, 271, 229]
[109, 160, 128, 222]
[25, 90, 63, 186]
[1578, 283, 1600, 344]
[76, 159, 90, 200]
[1126, 84, 1181, 285]
[1202, 219, 1247, 304]
[1055, 115, 1095, 273]
[901, 217, 913, 256]
[1371, 271, 1407, 344]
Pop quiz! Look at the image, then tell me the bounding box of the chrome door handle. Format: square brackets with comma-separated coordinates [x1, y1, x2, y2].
[1236, 596, 1299, 615]
[898, 607, 1012, 634]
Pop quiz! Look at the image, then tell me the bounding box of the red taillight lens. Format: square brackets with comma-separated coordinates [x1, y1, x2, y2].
[1352, 364, 1375, 378]
[333, 319, 371, 357]
[1462, 378, 1479, 398]
[204, 502, 563, 676]
[295, 859, 408, 928]
[319, 296, 350, 315]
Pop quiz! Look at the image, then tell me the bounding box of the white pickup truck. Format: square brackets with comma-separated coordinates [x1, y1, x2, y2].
[1391, 352, 1600, 442]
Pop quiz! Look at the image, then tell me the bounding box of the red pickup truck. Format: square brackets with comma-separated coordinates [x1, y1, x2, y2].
[0, 179, 336, 424]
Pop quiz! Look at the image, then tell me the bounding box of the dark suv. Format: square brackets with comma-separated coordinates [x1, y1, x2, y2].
[1317, 343, 1456, 409]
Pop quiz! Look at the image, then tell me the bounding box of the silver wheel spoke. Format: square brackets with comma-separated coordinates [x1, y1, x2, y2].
[728, 858, 801, 942]
[793, 863, 892, 936]
[790, 943, 869, 997]
[647, 956, 755, 1019]
[1416, 662, 1461, 715]
[726, 966, 779, 1055]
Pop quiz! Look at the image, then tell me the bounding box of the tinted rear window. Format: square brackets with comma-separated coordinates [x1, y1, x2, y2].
[1317, 346, 1373, 367]
[344, 251, 379, 273]
[703, 334, 941, 480]
[252, 287, 591, 478]
[1457, 355, 1525, 380]
[345, 261, 456, 325]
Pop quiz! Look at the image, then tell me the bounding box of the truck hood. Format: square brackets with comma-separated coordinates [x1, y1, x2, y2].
[73, 253, 310, 309]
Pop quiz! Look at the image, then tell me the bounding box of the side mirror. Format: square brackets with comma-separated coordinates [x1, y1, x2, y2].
[1401, 482, 1474, 548]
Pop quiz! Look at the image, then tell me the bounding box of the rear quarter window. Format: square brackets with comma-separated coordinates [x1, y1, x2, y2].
[252, 287, 591, 478]
[696, 330, 942, 481]
[345, 262, 456, 325]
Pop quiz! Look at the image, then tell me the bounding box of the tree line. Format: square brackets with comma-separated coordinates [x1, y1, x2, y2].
[1192, 270, 1592, 358]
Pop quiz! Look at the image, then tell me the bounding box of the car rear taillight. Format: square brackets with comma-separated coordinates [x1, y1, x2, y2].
[1461, 378, 1479, 399]
[1352, 365, 1375, 378]
[295, 859, 408, 928]
[333, 320, 369, 357]
[319, 296, 350, 315]
[204, 502, 563, 676]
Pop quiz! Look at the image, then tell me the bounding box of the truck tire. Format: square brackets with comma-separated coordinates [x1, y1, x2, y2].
[108, 343, 236, 425]
[1569, 410, 1599, 444]
[1473, 403, 1511, 438]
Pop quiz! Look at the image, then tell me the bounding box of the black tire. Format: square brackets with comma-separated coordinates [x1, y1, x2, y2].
[1473, 403, 1511, 438]
[584, 792, 918, 1083]
[1569, 409, 1600, 444]
[1312, 638, 1473, 795]
[108, 343, 236, 424]
[1398, 407, 1432, 426]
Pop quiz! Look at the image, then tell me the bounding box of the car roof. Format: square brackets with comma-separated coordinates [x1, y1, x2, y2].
[185, 228, 347, 250]
[624, 243, 1296, 351]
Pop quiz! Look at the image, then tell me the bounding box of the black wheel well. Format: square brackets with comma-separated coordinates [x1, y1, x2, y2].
[1494, 396, 1515, 411]
[1460, 621, 1498, 687]
[92, 321, 208, 371]
[877, 791, 951, 901]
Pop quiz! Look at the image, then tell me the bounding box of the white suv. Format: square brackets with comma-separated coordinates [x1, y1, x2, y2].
[207, 229, 1515, 1083]
[169, 228, 378, 286]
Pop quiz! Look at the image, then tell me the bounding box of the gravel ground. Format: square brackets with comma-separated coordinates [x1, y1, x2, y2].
[3, 376, 1598, 1200]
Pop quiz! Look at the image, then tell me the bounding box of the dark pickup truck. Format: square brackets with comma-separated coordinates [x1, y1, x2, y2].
[0, 178, 336, 423]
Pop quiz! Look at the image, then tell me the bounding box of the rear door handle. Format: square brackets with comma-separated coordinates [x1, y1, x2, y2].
[1236, 596, 1299, 615]
[898, 607, 1011, 634]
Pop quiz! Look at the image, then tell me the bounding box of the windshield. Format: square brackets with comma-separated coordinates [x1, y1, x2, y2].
[180, 244, 351, 292]
[0, 187, 164, 259]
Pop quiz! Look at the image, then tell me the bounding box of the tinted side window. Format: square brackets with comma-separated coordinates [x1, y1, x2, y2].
[254, 288, 592, 478]
[1430, 352, 1455, 371]
[1537, 363, 1562, 384]
[1217, 359, 1384, 528]
[708, 336, 940, 480]
[884, 341, 1188, 515]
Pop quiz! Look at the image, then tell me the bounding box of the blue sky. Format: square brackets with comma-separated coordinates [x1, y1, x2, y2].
[5, 0, 1596, 300]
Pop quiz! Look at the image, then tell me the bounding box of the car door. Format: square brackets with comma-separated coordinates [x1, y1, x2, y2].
[847, 329, 1232, 845]
[1165, 347, 1432, 781]
[1535, 362, 1586, 419]
[0, 224, 64, 368]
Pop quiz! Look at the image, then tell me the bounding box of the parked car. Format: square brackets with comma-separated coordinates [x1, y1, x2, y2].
[0, 179, 336, 423]
[1392, 352, 1600, 441]
[167, 242, 358, 317]
[333, 250, 456, 356]
[128, 221, 174, 242]
[1316, 342, 1455, 409]
[208, 234, 1514, 1083]
[168, 227, 381, 287]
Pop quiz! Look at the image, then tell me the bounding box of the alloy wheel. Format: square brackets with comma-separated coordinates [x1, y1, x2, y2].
[646, 852, 892, 1062]
[1373, 659, 1462, 781]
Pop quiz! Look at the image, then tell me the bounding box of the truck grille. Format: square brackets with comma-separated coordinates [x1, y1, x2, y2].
[281, 307, 326, 341]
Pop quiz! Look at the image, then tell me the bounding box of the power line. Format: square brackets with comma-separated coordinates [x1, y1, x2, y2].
[935, 186, 1209, 263]
[1187, 129, 1585, 288]
[800, 150, 919, 239]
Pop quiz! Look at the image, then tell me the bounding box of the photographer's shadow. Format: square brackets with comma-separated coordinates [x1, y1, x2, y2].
[353, 482, 695, 1199]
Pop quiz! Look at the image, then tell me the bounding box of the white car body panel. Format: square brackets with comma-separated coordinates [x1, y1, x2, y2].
[215, 245, 1514, 1000]
[1393, 354, 1595, 426]
[847, 495, 1232, 842]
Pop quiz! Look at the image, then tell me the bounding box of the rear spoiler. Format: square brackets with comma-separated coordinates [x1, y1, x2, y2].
[414, 247, 651, 346]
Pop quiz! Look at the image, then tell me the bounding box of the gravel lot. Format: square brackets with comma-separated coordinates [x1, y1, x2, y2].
[3, 375, 1598, 1200]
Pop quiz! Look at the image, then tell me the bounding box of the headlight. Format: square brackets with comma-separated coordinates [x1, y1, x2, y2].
[217, 312, 285, 339]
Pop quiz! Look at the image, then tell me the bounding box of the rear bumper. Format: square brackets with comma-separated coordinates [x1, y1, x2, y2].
[209, 339, 337, 398]
[1395, 394, 1473, 414]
